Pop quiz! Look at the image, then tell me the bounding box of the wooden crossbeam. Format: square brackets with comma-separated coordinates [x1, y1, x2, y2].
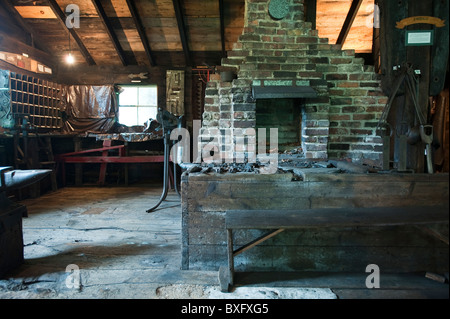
[2, 0, 57, 58]
[58, 155, 166, 164]
[305, 0, 317, 30]
[56, 145, 125, 158]
[125, 0, 156, 66]
[226, 206, 449, 229]
[233, 229, 285, 257]
[219, 0, 226, 57]
[91, 0, 128, 66]
[336, 0, 363, 46]
[172, 0, 192, 66]
[47, 0, 96, 65]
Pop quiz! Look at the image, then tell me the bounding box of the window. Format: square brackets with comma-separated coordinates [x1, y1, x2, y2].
[118, 85, 158, 126]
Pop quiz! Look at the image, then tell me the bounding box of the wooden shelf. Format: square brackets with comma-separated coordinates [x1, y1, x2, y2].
[8, 72, 63, 129]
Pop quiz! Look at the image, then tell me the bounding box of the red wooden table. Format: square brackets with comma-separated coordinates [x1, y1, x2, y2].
[55, 140, 173, 186]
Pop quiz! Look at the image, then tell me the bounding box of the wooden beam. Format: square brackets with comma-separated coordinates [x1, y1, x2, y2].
[305, 0, 317, 30]
[46, 0, 96, 65]
[219, 0, 226, 56]
[336, 0, 363, 46]
[58, 156, 167, 164]
[0, 31, 56, 72]
[125, 0, 156, 67]
[91, 0, 128, 66]
[172, 0, 192, 66]
[233, 229, 285, 257]
[2, 0, 48, 52]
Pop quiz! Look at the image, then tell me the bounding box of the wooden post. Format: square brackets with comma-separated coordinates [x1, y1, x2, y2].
[74, 137, 82, 186]
[406, 0, 432, 173]
[98, 140, 111, 185]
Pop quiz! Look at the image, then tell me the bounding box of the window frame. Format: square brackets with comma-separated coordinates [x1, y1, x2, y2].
[118, 84, 158, 126]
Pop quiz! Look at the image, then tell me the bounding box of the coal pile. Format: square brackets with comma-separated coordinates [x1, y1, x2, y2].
[182, 160, 283, 175]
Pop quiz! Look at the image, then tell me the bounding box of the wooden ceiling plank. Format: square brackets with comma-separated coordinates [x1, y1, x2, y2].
[46, 0, 96, 65]
[125, 0, 156, 66]
[14, 6, 57, 19]
[172, 0, 192, 66]
[336, 0, 363, 46]
[91, 0, 128, 66]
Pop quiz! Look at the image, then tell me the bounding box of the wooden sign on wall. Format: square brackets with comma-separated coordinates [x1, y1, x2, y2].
[396, 16, 446, 29]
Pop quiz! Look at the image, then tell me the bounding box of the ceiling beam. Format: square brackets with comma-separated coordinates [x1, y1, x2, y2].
[305, 0, 317, 30]
[172, 0, 192, 66]
[91, 0, 128, 66]
[47, 0, 96, 65]
[2, 0, 49, 53]
[219, 0, 226, 57]
[125, 0, 156, 67]
[336, 0, 363, 46]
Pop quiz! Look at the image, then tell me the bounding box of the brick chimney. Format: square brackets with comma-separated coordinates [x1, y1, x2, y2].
[201, 0, 387, 164]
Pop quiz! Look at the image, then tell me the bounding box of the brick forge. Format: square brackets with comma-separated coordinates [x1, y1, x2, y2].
[201, 0, 388, 164]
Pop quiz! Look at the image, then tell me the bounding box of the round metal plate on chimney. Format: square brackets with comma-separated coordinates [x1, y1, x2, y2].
[268, 0, 289, 20]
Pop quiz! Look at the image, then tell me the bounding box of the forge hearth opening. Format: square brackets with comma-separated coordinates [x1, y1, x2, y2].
[255, 98, 302, 151]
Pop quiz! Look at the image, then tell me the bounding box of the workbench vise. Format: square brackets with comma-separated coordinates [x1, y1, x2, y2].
[156, 107, 183, 133]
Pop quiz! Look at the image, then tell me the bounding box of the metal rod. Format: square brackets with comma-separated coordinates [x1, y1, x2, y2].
[146, 131, 171, 212]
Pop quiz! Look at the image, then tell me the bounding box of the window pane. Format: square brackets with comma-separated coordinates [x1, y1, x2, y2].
[119, 106, 138, 126]
[118, 86, 158, 126]
[138, 87, 157, 106]
[138, 106, 158, 124]
[119, 87, 138, 106]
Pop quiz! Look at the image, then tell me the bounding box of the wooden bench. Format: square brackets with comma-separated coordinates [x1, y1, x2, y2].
[218, 205, 449, 292]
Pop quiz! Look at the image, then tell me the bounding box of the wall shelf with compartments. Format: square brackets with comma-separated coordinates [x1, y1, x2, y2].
[8, 72, 63, 129]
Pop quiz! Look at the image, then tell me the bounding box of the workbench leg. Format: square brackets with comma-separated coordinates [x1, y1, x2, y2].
[74, 137, 83, 186]
[60, 162, 66, 186]
[124, 142, 128, 186]
[219, 229, 234, 292]
[98, 140, 111, 186]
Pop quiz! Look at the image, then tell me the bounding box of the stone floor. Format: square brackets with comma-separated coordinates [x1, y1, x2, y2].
[0, 185, 448, 300]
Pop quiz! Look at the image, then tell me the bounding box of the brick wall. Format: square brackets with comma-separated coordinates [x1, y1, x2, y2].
[202, 0, 388, 163]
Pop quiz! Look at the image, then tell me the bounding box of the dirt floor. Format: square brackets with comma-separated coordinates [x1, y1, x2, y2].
[0, 185, 448, 300]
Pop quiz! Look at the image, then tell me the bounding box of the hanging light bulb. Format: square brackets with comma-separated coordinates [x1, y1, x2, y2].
[65, 30, 75, 64]
[66, 52, 75, 64]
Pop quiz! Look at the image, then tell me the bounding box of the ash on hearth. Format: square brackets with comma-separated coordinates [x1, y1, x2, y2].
[181, 158, 379, 176]
[181, 158, 337, 175]
[182, 160, 280, 175]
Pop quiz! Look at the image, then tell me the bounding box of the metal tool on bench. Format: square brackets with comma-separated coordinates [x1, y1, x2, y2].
[146, 108, 183, 213]
[376, 63, 435, 173]
[420, 124, 434, 174]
